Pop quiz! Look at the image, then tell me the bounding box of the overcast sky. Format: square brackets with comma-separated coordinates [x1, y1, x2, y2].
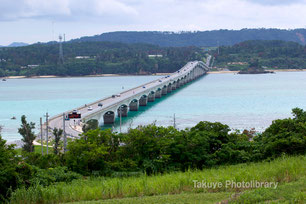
[0, 0, 306, 45]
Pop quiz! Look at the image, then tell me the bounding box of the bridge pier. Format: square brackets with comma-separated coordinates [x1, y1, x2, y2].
[118, 105, 128, 117]
[176, 81, 180, 89]
[148, 92, 155, 102]
[139, 95, 148, 106]
[180, 79, 185, 86]
[172, 83, 177, 90]
[129, 100, 139, 111]
[187, 75, 190, 83]
[162, 86, 167, 95]
[167, 84, 172, 93]
[155, 89, 162, 98]
[103, 111, 115, 124]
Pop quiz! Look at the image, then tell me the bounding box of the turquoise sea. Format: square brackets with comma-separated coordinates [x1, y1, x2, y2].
[1, 72, 306, 141]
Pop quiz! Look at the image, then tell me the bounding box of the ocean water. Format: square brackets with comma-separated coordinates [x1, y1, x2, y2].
[1, 72, 306, 141]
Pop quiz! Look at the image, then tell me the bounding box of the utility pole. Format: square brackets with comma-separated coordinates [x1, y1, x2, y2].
[63, 113, 67, 153]
[59, 35, 64, 64]
[119, 106, 122, 133]
[45, 112, 49, 154]
[40, 117, 43, 155]
[173, 113, 176, 129]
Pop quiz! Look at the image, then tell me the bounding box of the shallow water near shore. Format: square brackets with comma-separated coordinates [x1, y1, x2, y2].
[1, 72, 306, 141]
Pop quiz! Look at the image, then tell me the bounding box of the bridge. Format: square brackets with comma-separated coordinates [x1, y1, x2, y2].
[48, 59, 211, 138]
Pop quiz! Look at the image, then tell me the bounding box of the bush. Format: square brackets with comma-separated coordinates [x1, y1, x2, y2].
[22, 152, 62, 169]
[0, 136, 20, 202]
[30, 166, 82, 187]
[258, 108, 306, 158]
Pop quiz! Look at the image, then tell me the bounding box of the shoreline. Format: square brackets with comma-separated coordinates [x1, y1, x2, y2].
[1, 69, 305, 79]
[208, 69, 305, 74]
[2, 73, 171, 80]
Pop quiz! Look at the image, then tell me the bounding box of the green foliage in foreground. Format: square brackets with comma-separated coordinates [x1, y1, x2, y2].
[9, 155, 306, 203]
[1, 108, 305, 202]
[231, 177, 305, 204]
[60, 178, 306, 204]
[0, 136, 19, 201]
[63, 108, 305, 176]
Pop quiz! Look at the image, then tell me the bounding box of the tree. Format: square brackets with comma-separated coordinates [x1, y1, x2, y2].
[53, 128, 63, 155]
[18, 115, 36, 152]
[0, 129, 20, 202]
[257, 108, 306, 158]
[65, 129, 110, 175]
[82, 119, 99, 133]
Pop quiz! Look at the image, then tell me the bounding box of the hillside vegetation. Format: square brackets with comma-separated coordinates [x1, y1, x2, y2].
[0, 41, 205, 77]
[1, 39, 305, 77]
[213, 40, 306, 70]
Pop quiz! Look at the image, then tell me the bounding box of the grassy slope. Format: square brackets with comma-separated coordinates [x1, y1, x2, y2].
[71, 178, 305, 203]
[72, 192, 231, 204]
[10, 155, 306, 204]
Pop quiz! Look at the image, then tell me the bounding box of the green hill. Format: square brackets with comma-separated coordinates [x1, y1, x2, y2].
[72, 29, 306, 47]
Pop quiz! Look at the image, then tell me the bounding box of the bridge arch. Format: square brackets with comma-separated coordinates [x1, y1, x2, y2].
[155, 88, 162, 98]
[176, 79, 180, 88]
[103, 111, 115, 124]
[139, 94, 148, 106]
[172, 81, 177, 90]
[162, 85, 168, 95]
[117, 104, 128, 117]
[129, 99, 139, 111]
[148, 91, 156, 102]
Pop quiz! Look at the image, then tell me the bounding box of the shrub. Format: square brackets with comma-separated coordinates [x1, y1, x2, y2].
[29, 166, 82, 187]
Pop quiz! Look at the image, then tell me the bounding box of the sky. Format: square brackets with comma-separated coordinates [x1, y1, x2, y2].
[0, 0, 306, 45]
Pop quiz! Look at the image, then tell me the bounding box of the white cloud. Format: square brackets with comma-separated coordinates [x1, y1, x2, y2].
[0, 0, 137, 21]
[0, 0, 306, 45]
[244, 0, 306, 6]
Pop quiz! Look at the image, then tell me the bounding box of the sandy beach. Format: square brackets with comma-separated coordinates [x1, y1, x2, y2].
[2, 73, 171, 80]
[1, 69, 305, 80]
[208, 69, 305, 74]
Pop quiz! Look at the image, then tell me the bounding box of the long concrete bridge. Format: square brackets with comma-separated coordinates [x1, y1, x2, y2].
[48, 60, 211, 137]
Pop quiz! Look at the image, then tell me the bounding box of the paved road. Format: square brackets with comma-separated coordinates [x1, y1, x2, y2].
[48, 61, 207, 137]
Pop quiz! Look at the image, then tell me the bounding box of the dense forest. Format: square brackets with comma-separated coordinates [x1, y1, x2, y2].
[0, 41, 205, 77]
[213, 40, 306, 70]
[72, 29, 306, 47]
[1, 108, 305, 202]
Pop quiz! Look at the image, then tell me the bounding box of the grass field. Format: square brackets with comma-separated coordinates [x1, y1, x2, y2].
[10, 155, 306, 204]
[15, 145, 53, 155]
